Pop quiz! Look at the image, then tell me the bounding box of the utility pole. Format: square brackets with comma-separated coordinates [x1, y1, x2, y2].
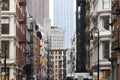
[4, 42, 7, 80]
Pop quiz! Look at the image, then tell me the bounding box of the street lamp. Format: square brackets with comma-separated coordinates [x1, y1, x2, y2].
[3, 42, 8, 80]
[90, 27, 99, 80]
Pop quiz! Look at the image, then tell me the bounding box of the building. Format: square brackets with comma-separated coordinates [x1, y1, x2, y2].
[26, 10, 42, 79]
[0, 0, 26, 79]
[44, 26, 65, 80]
[66, 32, 76, 79]
[40, 18, 51, 80]
[111, 0, 120, 80]
[50, 26, 64, 49]
[53, 0, 75, 48]
[26, 1, 50, 79]
[49, 49, 66, 80]
[48, 26, 66, 80]
[86, 0, 111, 80]
[26, 0, 49, 26]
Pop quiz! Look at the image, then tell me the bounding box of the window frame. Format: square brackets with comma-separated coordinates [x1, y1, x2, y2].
[102, 40, 110, 59]
[2, 0, 10, 11]
[102, 16, 110, 30]
[102, 0, 110, 9]
[1, 41, 9, 58]
[1, 17, 10, 34]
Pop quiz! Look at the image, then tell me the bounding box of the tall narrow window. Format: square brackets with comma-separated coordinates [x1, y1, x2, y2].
[102, 16, 109, 30]
[1, 41, 9, 58]
[103, 0, 110, 9]
[2, 0, 9, 11]
[102, 41, 109, 59]
[1, 17, 10, 34]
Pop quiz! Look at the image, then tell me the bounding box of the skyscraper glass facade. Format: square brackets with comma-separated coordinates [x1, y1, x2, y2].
[54, 0, 75, 48]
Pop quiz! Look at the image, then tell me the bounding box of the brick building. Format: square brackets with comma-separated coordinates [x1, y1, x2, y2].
[111, 0, 120, 80]
[0, 0, 42, 80]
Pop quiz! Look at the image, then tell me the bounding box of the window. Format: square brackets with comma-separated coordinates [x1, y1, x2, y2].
[102, 0, 110, 9]
[102, 16, 109, 30]
[1, 67, 9, 80]
[1, 41, 9, 58]
[2, 0, 9, 11]
[1, 17, 10, 34]
[102, 41, 109, 59]
[55, 56, 57, 59]
[55, 65, 57, 68]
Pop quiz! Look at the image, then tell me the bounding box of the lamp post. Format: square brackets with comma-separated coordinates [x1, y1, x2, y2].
[90, 27, 99, 80]
[4, 42, 7, 80]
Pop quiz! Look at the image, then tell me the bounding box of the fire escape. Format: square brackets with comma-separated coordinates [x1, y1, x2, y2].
[25, 22, 34, 79]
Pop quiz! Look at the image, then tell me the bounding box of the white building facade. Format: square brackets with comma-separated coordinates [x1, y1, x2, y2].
[1, 0, 16, 79]
[50, 26, 64, 50]
[87, 0, 112, 79]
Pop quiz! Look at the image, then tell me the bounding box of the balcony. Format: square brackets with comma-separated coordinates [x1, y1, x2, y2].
[112, 0, 120, 15]
[18, 0, 26, 6]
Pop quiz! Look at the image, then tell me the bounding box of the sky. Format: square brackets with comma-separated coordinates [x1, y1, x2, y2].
[49, 0, 54, 26]
[49, 0, 76, 49]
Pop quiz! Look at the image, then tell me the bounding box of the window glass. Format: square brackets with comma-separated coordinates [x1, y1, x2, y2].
[1, 41, 9, 58]
[102, 41, 109, 59]
[2, 0, 9, 11]
[102, 16, 109, 30]
[103, 0, 110, 9]
[1, 17, 10, 34]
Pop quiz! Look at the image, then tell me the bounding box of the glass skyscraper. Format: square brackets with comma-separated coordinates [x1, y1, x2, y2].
[54, 0, 75, 48]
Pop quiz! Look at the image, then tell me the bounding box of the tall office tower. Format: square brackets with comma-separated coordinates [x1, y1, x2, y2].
[50, 26, 64, 49]
[26, 0, 49, 26]
[53, 0, 75, 48]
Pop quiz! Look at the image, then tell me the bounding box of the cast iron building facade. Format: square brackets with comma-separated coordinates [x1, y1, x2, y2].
[86, 0, 111, 79]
